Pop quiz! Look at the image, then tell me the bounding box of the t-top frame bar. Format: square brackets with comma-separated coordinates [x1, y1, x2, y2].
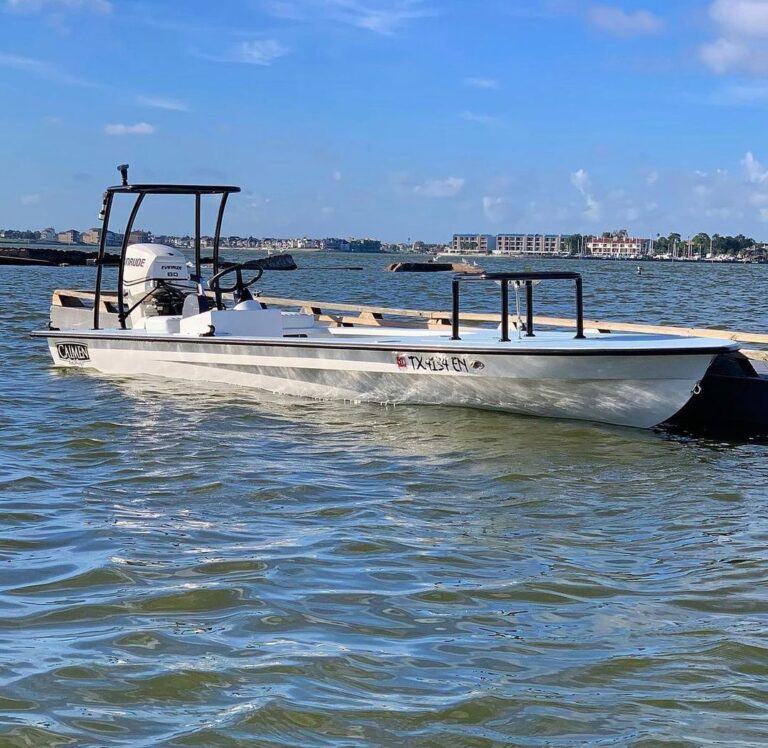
[92, 183, 241, 330]
[450, 271, 586, 342]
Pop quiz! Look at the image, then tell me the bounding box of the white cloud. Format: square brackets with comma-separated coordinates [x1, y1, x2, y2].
[332, 170, 342, 181]
[0, 51, 94, 86]
[743, 151, 768, 183]
[104, 122, 156, 135]
[700, 37, 753, 73]
[700, 1, 768, 73]
[750, 191, 768, 204]
[570, 168, 601, 221]
[264, 0, 436, 35]
[136, 95, 189, 112]
[202, 39, 289, 65]
[710, 0, 768, 37]
[586, 5, 663, 37]
[20, 193, 41, 205]
[464, 77, 499, 90]
[236, 39, 288, 65]
[583, 195, 601, 221]
[645, 170, 659, 185]
[482, 195, 513, 222]
[412, 176, 464, 198]
[460, 111, 500, 124]
[570, 168, 590, 192]
[6, 0, 111, 12]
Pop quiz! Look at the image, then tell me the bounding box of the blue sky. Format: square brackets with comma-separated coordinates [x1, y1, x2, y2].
[2, 0, 768, 241]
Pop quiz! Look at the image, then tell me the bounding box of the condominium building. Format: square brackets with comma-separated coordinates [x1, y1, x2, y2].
[57, 229, 80, 244]
[586, 237, 649, 257]
[80, 228, 100, 245]
[129, 230, 152, 244]
[451, 234, 496, 254]
[80, 228, 122, 246]
[321, 237, 351, 251]
[347, 238, 382, 253]
[495, 234, 562, 255]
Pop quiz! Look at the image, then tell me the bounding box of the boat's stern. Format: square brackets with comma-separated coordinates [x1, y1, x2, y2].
[32, 331, 96, 369]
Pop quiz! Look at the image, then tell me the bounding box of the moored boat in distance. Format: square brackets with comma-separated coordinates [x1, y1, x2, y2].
[32, 167, 741, 430]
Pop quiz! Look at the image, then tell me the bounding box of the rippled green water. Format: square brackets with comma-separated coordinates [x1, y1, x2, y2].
[3, 256, 768, 746]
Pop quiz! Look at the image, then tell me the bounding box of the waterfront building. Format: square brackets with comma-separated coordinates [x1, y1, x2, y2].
[81, 228, 122, 246]
[346, 238, 382, 253]
[321, 238, 351, 251]
[294, 238, 322, 250]
[495, 234, 562, 255]
[40, 227, 56, 242]
[80, 228, 99, 245]
[451, 234, 496, 254]
[57, 229, 80, 244]
[129, 230, 152, 244]
[586, 237, 649, 257]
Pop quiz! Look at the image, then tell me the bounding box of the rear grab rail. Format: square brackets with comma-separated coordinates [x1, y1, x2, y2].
[451, 271, 585, 342]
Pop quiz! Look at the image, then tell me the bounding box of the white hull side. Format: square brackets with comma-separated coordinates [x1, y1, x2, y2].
[44, 336, 714, 428]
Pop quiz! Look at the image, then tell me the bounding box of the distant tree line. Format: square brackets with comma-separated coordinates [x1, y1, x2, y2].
[564, 229, 761, 256]
[0, 229, 40, 240]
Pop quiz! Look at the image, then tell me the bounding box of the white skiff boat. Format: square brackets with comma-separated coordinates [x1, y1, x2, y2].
[32, 168, 739, 429]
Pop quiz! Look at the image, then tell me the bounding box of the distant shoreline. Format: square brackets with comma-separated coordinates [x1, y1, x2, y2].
[0, 244, 765, 266]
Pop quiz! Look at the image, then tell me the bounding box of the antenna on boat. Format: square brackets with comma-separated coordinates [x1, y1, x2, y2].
[117, 163, 129, 187]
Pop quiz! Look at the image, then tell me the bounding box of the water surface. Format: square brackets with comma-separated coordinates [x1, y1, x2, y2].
[2, 256, 768, 746]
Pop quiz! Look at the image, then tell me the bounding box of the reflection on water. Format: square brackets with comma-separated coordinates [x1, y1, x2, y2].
[2, 257, 768, 746]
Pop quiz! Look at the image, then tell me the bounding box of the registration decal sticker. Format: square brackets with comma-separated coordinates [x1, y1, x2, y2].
[395, 354, 484, 374]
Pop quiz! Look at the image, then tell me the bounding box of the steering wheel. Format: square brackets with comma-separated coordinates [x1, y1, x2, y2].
[207, 262, 264, 297]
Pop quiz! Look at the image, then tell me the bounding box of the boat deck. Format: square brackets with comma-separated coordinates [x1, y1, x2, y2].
[319, 325, 738, 352]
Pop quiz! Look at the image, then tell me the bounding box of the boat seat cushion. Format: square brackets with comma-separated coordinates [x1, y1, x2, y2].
[179, 308, 284, 337]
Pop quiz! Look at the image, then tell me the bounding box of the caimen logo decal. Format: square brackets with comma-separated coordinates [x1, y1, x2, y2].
[56, 343, 90, 361]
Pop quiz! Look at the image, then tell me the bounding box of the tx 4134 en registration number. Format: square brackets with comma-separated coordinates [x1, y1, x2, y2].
[395, 354, 484, 373]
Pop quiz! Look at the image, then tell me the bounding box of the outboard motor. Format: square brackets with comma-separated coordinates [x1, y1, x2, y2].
[123, 243, 193, 328]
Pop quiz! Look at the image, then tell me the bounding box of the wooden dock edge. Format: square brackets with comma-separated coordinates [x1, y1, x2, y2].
[258, 295, 768, 346]
[49, 289, 768, 359]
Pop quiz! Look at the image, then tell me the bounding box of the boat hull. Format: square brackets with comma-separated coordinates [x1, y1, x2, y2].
[39, 333, 719, 428]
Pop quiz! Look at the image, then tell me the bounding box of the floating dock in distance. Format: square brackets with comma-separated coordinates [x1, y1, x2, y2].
[0, 246, 119, 266]
[220, 253, 297, 271]
[386, 261, 483, 273]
